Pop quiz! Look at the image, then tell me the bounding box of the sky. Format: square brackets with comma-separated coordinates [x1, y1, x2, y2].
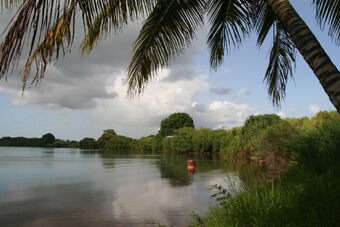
[0, 0, 338, 140]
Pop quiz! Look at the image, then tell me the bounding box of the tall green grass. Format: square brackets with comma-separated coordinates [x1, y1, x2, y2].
[192, 172, 340, 226]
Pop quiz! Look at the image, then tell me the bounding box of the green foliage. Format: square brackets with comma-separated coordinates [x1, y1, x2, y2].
[97, 129, 117, 148]
[0, 135, 78, 148]
[53, 140, 79, 148]
[292, 112, 340, 174]
[161, 127, 231, 154]
[192, 128, 213, 153]
[0, 136, 43, 147]
[218, 114, 287, 168]
[193, 165, 340, 227]
[131, 135, 163, 153]
[162, 127, 194, 153]
[41, 133, 56, 144]
[104, 135, 133, 152]
[241, 114, 281, 144]
[191, 128, 231, 154]
[220, 128, 242, 160]
[192, 111, 340, 227]
[79, 137, 97, 149]
[159, 112, 195, 137]
[96, 129, 134, 152]
[250, 121, 298, 157]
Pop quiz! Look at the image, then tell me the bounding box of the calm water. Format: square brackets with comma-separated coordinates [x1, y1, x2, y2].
[0, 147, 243, 227]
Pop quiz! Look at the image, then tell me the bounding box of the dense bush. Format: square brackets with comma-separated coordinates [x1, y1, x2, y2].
[240, 114, 281, 145]
[79, 137, 97, 149]
[132, 135, 162, 153]
[162, 127, 194, 153]
[160, 127, 233, 154]
[103, 135, 133, 152]
[292, 113, 340, 174]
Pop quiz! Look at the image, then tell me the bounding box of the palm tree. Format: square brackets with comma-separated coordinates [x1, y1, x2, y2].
[0, 0, 339, 112]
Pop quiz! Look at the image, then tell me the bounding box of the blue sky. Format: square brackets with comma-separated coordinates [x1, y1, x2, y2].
[0, 1, 338, 140]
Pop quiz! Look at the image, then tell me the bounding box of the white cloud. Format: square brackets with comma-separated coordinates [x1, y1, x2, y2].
[192, 100, 254, 129]
[89, 70, 209, 137]
[309, 104, 321, 115]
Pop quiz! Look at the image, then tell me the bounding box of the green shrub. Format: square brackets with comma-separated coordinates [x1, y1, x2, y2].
[161, 127, 194, 153]
[103, 135, 133, 152]
[240, 114, 281, 145]
[79, 137, 97, 149]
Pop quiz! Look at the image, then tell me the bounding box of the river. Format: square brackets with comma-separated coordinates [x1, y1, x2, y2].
[0, 147, 245, 227]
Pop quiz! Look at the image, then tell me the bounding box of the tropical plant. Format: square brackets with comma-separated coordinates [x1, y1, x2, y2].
[0, 0, 340, 111]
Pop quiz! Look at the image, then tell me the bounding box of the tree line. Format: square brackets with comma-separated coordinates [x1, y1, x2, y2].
[78, 110, 340, 178]
[2, 110, 340, 179]
[0, 133, 78, 148]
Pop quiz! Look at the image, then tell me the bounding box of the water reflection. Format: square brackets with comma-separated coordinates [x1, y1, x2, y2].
[157, 154, 228, 187]
[0, 182, 114, 227]
[0, 147, 248, 226]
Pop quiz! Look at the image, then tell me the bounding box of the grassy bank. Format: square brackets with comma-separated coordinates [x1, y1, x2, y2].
[192, 111, 340, 226]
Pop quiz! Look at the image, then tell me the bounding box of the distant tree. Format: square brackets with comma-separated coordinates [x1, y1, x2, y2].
[79, 138, 97, 149]
[41, 133, 56, 144]
[159, 113, 195, 137]
[97, 129, 117, 148]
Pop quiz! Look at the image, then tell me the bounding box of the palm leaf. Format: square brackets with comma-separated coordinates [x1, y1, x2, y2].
[0, 0, 108, 87]
[207, 0, 252, 70]
[127, 0, 205, 96]
[253, 0, 275, 46]
[253, 0, 296, 106]
[81, 0, 155, 54]
[313, 0, 340, 44]
[264, 22, 296, 107]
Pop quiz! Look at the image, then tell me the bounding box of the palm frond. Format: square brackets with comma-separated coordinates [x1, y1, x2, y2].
[253, 0, 275, 46]
[252, 0, 296, 106]
[127, 0, 205, 96]
[0, 0, 79, 87]
[0, 0, 110, 88]
[264, 22, 296, 107]
[313, 0, 340, 44]
[81, 0, 155, 54]
[21, 1, 78, 89]
[207, 0, 252, 70]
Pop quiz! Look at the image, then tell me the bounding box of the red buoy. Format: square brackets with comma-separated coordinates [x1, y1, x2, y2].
[187, 160, 195, 170]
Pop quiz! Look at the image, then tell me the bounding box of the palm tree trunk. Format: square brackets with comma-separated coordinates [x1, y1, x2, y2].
[267, 0, 340, 113]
